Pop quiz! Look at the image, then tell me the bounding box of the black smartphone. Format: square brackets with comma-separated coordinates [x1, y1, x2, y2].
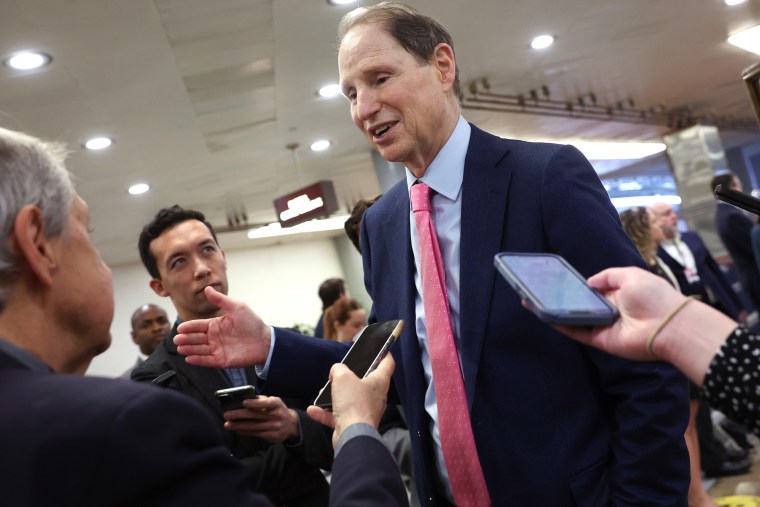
[214, 385, 258, 411]
[714, 184, 760, 215]
[313, 319, 403, 409]
[494, 252, 619, 326]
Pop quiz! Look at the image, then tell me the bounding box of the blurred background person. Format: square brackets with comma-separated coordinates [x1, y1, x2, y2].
[652, 202, 746, 323]
[712, 172, 760, 314]
[323, 298, 366, 342]
[344, 196, 381, 254]
[620, 207, 678, 287]
[119, 303, 170, 378]
[314, 278, 346, 338]
[652, 201, 755, 463]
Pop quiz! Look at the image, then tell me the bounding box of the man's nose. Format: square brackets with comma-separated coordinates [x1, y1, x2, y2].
[355, 89, 380, 123]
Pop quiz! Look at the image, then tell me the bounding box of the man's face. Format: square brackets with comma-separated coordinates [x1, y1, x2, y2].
[131, 306, 170, 356]
[339, 23, 456, 175]
[148, 220, 228, 321]
[651, 203, 678, 239]
[51, 195, 114, 357]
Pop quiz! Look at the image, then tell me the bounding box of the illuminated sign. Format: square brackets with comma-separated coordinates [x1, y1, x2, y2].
[273, 180, 338, 228]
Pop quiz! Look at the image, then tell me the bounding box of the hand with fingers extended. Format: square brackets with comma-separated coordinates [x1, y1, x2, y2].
[223, 395, 300, 443]
[174, 286, 271, 368]
[307, 355, 395, 448]
[555, 266, 736, 385]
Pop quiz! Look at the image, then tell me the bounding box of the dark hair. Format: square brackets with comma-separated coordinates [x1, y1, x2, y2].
[138, 205, 219, 279]
[323, 298, 362, 341]
[619, 207, 655, 263]
[344, 195, 382, 254]
[710, 172, 736, 196]
[338, 2, 460, 98]
[318, 277, 346, 309]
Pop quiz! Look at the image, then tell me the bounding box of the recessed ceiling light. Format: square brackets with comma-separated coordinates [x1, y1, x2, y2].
[84, 137, 112, 150]
[530, 34, 555, 50]
[327, 0, 358, 5]
[4, 51, 51, 70]
[728, 24, 760, 55]
[725, 0, 746, 6]
[128, 183, 150, 195]
[318, 83, 342, 98]
[311, 139, 331, 151]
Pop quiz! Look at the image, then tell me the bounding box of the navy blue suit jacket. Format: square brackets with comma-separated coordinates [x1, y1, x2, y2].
[0, 348, 407, 507]
[265, 125, 689, 506]
[657, 231, 744, 319]
[715, 202, 760, 310]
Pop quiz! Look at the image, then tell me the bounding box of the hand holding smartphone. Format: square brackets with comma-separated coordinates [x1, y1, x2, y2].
[494, 252, 619, 326]
[313, 319, 403, 409]
[214, 385, 258, 411]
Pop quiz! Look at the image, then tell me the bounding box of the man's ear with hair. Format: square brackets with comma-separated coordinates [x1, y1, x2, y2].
[11, 205, 58, 287]
[431, 43, 456, 93]
[149, 278, 170, 298]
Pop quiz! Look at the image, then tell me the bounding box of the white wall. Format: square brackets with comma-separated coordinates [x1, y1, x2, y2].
[87, 238, 347, 378]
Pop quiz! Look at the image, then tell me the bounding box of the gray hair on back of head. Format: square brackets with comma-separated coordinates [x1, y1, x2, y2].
[0, 127, 73, 305]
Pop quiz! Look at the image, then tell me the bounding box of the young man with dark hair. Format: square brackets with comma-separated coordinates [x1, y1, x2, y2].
[133, 205, 334, 507]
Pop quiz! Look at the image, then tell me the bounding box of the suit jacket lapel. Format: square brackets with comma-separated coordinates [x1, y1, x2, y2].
[459, 125, 511, 408]
[166, 323, 231, 417]
[379, 185, 421, 397]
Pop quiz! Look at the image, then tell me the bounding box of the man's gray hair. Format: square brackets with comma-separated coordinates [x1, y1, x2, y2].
[337, 2, 461, 98]
[0, 127, 73, 304]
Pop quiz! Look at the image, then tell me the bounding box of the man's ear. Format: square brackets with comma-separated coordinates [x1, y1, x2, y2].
[12, 205, 58, 287]
[431, 43, 456, 92]
[149, 278, 169, 297]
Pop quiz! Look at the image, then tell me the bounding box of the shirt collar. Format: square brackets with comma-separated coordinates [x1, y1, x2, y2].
[405, 115, 470, 202]
[0, 337, 53, 372]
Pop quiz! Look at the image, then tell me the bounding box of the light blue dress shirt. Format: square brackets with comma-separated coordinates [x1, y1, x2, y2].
[406, 115, 470, 502]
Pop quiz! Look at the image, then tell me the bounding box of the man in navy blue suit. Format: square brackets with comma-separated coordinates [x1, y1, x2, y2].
[0, 126, 407, 506]
[652, 201, 746, 321]
[176, 3, 689, 506]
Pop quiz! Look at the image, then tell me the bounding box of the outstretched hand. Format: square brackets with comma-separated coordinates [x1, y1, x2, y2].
[174, 286, 271, 368]
[555, 266, 685, 360]
[307, 355, 395, 448]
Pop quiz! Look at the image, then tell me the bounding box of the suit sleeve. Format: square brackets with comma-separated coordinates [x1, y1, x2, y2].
[288, 408, 335, 471]
[261, 327, 349, 399]
[97, 386, 270, 506]
[541, 145, 690, 505]
[330, 434, 409, 507]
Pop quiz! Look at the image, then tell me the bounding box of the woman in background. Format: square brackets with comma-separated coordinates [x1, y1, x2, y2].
[323, 298, 367, 342]
[620, 207, 680, 289]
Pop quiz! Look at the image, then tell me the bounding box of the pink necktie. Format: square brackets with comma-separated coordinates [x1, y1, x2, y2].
[411, 182, 491, 507]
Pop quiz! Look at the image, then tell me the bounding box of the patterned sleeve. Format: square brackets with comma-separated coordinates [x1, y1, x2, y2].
[702, 326, 760, 436]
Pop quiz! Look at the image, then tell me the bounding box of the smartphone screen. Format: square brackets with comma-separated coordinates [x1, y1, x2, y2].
[494, 252, 619, 326]
[313, 319, 403, 409]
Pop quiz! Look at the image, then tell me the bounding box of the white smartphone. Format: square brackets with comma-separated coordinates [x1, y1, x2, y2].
[313, 319, 403, 409]
[494, 252, 619, 326]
